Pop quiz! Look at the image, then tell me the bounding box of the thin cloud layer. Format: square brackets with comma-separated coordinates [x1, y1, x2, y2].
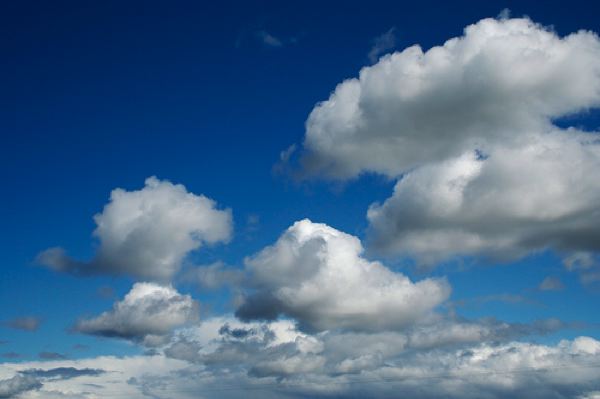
[74, 282, 199, 346]
[296, 16, 600, 264]
[37, 177, 232, 282]
[236, 219, 450, 332]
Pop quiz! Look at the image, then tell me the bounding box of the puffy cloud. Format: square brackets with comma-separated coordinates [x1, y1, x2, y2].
[37, 177, 232, 282]
[367, 131, 600, 262]
[0, 375, 41, 398]
[74, 282, 198, 346]
[296, 16, 600, 264]
[2, 317, 41, 332]
[301, 17, 600, 179]
[236, 219, 450, 332]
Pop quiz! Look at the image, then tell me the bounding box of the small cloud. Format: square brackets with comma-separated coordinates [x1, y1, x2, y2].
[539, 276, 565, 291]
[38, 351, 67, 360]
[72, 344, 89, 351]
[2, 352, 21, 359]
[497, 8, 511, 20]
[97, 286, 116, 299]
[2, 316, 41, 331]
[256, 30, 283, 47]
[368, 27, 396, 63]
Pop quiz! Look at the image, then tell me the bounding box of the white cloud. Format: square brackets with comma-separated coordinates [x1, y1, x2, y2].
[296, 16, 600, 264]
[236, 219, 450, 332]
[74, 282, 199, 346]
[367, 131, 600, 262]
[37, 177, 232, 282]
[2, 314, 599, 399]
[302, 17, 600, 179]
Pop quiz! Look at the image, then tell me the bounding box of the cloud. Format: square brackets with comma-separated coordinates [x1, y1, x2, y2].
[182, 261, 244, 290]
[37, 177, 232, 282]
[0, 374, 41, 398]
[368, 27, 396, 63]
[366, 131, 600, 263]
[1, 353, 20, 360]
[158, 316, 600, 399]
[256, 30, 283, 47]
[1, 319, 598, 399]
[74, 282, 199, 346]
[236, 219, 450, 332]
[38, 353, 67, 360]
[19, 367, 104, 380]
[301, 17, 600, 179]
[296, 16, 600, 264]
[539, 276, 565, 291]
[2, 317, 41, 332]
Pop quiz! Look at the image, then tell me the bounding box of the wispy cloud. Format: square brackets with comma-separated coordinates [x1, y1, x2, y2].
[256, 30, 283, 47]
[368, 27, 396, 63]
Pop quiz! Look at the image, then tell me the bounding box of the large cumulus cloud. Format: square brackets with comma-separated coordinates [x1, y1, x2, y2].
[236, 219, 450, 332]
[297, 16, 600, 264]
[74, 282, 198, 346]
[37, 177, 232, 281]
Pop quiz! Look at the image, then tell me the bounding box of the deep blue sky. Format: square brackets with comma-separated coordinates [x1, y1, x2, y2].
[2, 0, 600, 361]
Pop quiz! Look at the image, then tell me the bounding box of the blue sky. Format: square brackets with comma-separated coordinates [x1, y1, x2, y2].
[2, 1, 600, 398]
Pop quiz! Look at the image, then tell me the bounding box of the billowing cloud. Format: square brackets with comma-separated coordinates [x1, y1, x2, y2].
[37, 177, 232, 282]
[302, 17, 600, 179]
[296, 16, 600, 264]
[367, 131, 600, 262]
[236, 219, 450, 332]
[74, 282, 198, 346]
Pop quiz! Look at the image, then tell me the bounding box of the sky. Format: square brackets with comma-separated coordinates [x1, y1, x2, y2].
[2, 0, 600, 398]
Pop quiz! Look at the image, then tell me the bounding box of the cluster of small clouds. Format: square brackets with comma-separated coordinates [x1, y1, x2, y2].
[299, 16, 600, 266]
[2, 316, 599, 398]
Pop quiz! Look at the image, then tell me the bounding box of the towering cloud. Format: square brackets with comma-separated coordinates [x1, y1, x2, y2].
[236, 219, 450, 332]
[38, 177, 232, 281]
[297, 16, 600, 264]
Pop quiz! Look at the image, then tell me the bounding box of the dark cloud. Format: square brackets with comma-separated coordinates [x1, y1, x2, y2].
[20, 367, 105, 380]
[38, 352, 67, 360]
[0, 375, 42, 398]
[2, 316, 41, 331]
